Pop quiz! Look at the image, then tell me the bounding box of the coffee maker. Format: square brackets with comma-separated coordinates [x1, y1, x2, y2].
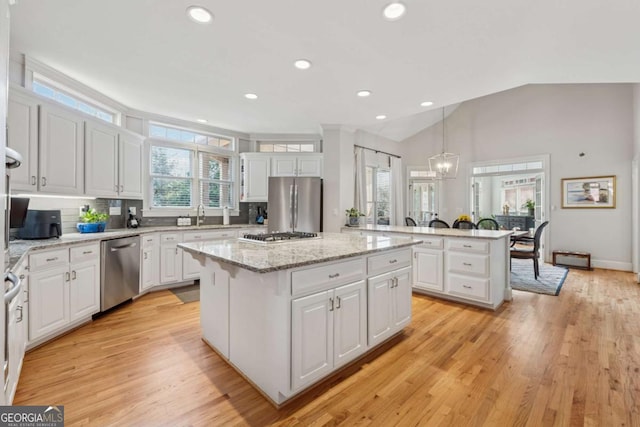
[17, 210, 62, 239]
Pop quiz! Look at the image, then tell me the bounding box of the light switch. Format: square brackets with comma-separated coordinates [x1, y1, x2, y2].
[109, 206, 121, 215]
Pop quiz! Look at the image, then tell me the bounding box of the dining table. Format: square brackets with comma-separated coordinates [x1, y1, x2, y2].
[510, 229, 532, 246]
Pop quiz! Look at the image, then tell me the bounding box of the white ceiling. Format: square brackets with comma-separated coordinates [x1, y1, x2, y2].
[9, 0, 640, 141]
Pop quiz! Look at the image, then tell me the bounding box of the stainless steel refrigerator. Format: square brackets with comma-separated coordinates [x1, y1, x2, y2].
[268, 177, 322, 233]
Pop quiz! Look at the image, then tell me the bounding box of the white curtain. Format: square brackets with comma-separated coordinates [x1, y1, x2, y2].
[354, 147, 367, 214]
[390, 156, 404, 226]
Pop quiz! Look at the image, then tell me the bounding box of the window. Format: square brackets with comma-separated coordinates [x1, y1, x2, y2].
[149, 123, 234, 151]
[150, 146, 193, 208]
[366, 166, 391, 225]
[32, 78, 116, 124]
[198, 152, 233, 208]
[258, 143, 316, 153]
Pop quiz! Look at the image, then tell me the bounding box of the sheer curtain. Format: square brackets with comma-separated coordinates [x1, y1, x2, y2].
[390, 156, 404, 226]
[354, 147, 367, 214]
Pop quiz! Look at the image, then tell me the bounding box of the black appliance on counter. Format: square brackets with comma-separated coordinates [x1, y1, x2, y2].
[17, 209, 62, 239]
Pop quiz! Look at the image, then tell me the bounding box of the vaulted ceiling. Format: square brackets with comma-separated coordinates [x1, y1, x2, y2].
[9, 0, 640, 141]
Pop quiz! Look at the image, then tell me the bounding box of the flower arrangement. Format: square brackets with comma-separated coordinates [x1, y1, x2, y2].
[522, 199, 535, 210]
[77, 208, 109, 233]
[457, 214, 471, 222]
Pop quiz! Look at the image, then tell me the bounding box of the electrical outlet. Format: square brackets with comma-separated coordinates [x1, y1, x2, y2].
[129, 207, 136, 215]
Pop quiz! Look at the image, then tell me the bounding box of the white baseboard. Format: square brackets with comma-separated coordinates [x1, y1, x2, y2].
[591, 259, 633, 272]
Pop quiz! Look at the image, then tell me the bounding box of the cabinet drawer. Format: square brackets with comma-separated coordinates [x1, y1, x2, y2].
[447, 252, 489, 277]
[70, 243, 100, 263]
[160, 233, 181, 244]
[447, 274, 489, 301]
[447, 239, 489, 254]
[142, 235, 157, 247]
[292, 258, 365, 297]
[417, 237, 443, 250]
[183, 230, 236, 242]
[29, 248, 69, 271]
[367, 249, 412, 277]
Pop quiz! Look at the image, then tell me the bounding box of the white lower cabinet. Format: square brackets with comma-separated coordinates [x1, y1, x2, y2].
[200, 266, 229, 358]
[367, 266, 412, 347]
[413, 245, 444, 291]
[160, 233, 183, 284]
[291, 280, 366, 391]
[28, 243, 100, 344]
[141, 235, 159, 291]
[5, 259, 28, 404]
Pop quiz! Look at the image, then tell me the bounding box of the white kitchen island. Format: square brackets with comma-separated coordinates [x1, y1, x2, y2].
[179, 232, 421, 406]
[342, 225, 514, 310]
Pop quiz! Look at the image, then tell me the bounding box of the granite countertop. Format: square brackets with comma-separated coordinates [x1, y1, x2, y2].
[342, 224, 514, 240]
[6, 224, 267, 273]
[179, 232, 421, 273]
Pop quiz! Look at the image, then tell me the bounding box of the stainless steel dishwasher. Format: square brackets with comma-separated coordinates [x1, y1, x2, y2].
[101, 235, 141, 311]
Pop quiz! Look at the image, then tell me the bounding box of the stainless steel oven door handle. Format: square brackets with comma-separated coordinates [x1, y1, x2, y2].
[4, 271, 22, 304]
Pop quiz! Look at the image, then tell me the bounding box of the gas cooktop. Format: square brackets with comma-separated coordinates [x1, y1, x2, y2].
[239, 231, 320, 244]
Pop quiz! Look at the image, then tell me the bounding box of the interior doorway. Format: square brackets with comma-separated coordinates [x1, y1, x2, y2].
[407, 168, 437, 225]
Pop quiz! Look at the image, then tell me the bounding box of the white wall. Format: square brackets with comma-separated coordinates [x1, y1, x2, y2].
[401, 84, 634, 270]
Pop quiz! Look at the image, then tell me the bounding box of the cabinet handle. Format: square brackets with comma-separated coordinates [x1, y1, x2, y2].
[23, 289, 28, 303]
[463, 244, 472, 248]
[463, 262, 472, 266]
[16, 306, 23, 323]
[83, 250, 93, 255]
[65, 272, 70, 282]
[389, 259, 397, 264]
[120, 185, 124, 192]
[463, 285, 472, 289]
[115, 184, 119, 192]
[19, 274, 24, 279]
[194, 236, 201, 239]
[175, 248, 178, 255]
[46, 257, 58, 262]
[146, 239, 153, 243]
[425, 241, 432, 245]
[144, 252, 148, 260]
[336, 296, 341, 309]
[329, 297, 334, 312]
[328, 273, 340, 279]
[41, 177, 47, 187]
[31, 176, 36, 185]
[72, 270, 76, 280]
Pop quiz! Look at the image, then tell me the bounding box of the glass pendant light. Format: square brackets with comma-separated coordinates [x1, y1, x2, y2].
[428, 107, 459, 179]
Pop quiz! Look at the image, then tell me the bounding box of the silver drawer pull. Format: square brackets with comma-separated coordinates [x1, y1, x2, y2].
[463, 262, 472, 266]
[328, 273, 340, 279]
[194, 236, 201, 239]
[463, 244, 473, 248]
[389, 259, 397, 264]
[463, 285, 472, 289]
[82, 250, 93, 255]
[425, 241, 432, 244]
[46, 257, 58, 262]
[146, 239, 153, 242]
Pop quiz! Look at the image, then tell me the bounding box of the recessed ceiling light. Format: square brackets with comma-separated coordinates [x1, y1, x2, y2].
[382, 2, 407, 21]
[294, 59, 312, 70]
[376, 115, 387, 120]
[420, 101, 434, 107]
[357, 90, 372, 97]
[244, 93, 258, 100]
[186, 6, 213, 24]
[196, 119, 208, 123]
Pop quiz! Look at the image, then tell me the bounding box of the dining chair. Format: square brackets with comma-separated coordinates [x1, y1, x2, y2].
[476, 218, 500, 230]
[428, 219, 450, 228]
[405, 217, 417, 226]
[452, 220, 477, 229]
[510, 221, 549, 279]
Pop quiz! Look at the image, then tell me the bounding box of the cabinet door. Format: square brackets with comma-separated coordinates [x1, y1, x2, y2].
[160, 245, 182, 284]
[69, 260, 100, 321]
[367, 272, 393, 346]
[271, 156, 297, 176]
[141, 246, 159, 291]
[39, 105, 84, 194]
[200, 267, 229, 358]
[413, 247, 444, 291]
[182, 248, 201, 280]
[392, 267, 412, 328]
[333, 280, 366, 368]
[118, 133, 143, 198]
[296, 155, 323, 177]
[291, 290, 333, 391]
[85, 121, 118, 197]
[243, 156, 270, 201]
[29, 266, 69, 341]
[6, 285, 25, 404]
[7, 93, 38, 191]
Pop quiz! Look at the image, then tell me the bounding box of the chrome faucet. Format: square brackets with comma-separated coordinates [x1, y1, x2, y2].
[196, 204, 205, 226]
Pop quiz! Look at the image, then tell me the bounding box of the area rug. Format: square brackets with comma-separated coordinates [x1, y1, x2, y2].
[170, 284, 200, 303]
[510, 259, 568, 296]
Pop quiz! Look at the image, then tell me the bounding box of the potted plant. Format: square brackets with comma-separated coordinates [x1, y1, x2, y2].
[77, 208, 109, 233]
[345, 208, 365, 226]
[522, 199, 535, 217]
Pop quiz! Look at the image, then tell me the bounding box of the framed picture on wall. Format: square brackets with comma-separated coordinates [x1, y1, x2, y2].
[561, 175, 616, 208]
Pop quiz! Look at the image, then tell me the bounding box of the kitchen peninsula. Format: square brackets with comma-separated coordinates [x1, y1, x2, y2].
[342, 225, 514, 309]
[179, 232, 421, 406]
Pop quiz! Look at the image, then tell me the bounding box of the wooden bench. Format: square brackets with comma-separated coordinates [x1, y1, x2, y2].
[552, 250, 591, 270]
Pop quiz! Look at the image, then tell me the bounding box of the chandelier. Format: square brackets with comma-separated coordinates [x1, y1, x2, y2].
[428, 107, 459, 179]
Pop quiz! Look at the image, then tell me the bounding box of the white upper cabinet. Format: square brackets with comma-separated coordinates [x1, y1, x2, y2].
[240, 153, 270, 202]
[39, 104, 85, 195]
[271, 154, 323, 177]
[7, 92, 38, 191]
[85, 121, 119, 197]
[118, 132, 143, 198]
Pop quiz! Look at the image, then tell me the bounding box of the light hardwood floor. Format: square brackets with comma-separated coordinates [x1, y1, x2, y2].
[14, 268, 640, 426]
